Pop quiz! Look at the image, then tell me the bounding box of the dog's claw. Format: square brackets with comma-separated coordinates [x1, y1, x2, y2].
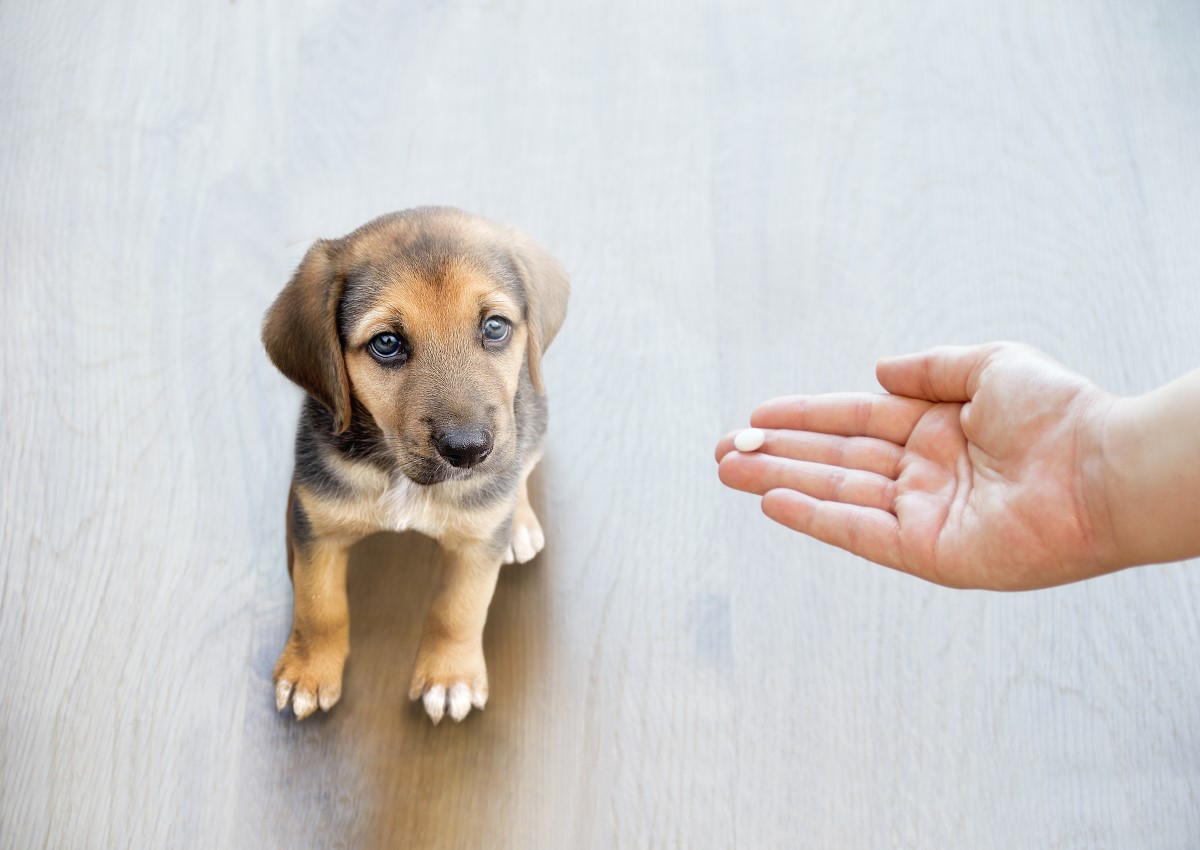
[503, 517, 545, 564]
[318, 683, 341, 712]
[292, 688, 317, 720]
[423, 685, 446, 724]
[412, 679, 488, 723]
[275, 679, 293, 712]
[448, 683, 472, 721]
[273, 632, 348, 720]
[411, 637, 489, 724]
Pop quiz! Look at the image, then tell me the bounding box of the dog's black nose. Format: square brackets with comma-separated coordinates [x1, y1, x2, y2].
[434, 426, 494, 468]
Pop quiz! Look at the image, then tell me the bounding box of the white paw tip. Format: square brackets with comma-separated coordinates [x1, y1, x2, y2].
[318, 686, 341, 712]
[471, 687, 488, 710]
[512, 527, 534, 561]
[423, 685, 446, 724]
[448, 683, 472, 722]
[275, 679, 293, 712]
[292, 688, 317, 720]
[734, 428, 766, 452]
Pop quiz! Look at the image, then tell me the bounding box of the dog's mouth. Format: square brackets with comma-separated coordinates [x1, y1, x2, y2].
[389, 440, 501, 486]
[401, 456, 462, 486]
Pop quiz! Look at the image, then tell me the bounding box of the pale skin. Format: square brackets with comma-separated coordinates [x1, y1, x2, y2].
[716, 342, 1200, 590]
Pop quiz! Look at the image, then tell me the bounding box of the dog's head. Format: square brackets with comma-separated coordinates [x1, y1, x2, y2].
[262, 207, 569, 485]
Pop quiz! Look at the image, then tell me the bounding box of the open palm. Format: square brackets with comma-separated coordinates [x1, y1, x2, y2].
[717, 344, 1118, 589]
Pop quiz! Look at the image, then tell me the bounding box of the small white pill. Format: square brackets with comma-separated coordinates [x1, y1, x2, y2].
[734, 428, 766, 452]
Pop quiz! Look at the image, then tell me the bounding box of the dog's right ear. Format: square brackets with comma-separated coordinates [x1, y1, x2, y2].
[261, 239, 352, 433]
[509, 230, 570, 395]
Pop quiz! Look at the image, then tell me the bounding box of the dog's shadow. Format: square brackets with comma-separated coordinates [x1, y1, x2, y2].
[340, 470, 555, 847]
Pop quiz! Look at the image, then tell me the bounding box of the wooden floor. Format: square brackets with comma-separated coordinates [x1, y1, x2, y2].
[3, 1, 1200, 847]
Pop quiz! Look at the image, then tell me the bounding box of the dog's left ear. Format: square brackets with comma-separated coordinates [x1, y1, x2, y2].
[510, 231, 570, 394]
[261, 239, 353, 433]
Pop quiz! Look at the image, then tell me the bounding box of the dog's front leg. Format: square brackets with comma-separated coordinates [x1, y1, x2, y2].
[409, 536, 505, 724]
[273, 529, 351, 721]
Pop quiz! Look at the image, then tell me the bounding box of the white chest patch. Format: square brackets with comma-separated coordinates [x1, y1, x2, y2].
[377, 474, 478, 540]
[381, 475, 430, 533]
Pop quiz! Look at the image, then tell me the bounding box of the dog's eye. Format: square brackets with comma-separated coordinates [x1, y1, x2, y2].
[481, 317, 511, 346]
[369, 333, 407, 363]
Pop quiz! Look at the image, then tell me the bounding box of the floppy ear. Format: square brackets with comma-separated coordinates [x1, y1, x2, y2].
[261, 239, 353, 433]
[510, 231, 570, 394]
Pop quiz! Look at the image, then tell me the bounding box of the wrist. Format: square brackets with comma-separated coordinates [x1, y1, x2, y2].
[1092, 395, 1143, 570]
[1097, 374, 1200, 568]
[1076, 391, 1127, 573]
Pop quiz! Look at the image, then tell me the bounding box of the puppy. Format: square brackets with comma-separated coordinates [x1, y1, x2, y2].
[261, 207, 568, 724]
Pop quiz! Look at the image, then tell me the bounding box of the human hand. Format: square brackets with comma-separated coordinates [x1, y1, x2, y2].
[716, 343, 1123, 590]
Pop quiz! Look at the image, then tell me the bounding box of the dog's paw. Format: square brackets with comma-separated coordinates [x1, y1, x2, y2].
[273, 632, 348, 720]
[503, 506, 545, 565]
[409, 639, 489, 724]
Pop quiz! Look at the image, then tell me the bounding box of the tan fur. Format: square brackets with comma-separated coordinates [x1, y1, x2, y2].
[273, 539, 350, 719]
[342, 263, 528, 485]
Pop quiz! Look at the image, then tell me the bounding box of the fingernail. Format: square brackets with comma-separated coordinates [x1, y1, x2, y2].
[734, 428, 765, 452]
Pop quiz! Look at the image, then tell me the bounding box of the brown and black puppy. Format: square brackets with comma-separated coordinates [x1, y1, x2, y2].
[261, 207, 568, 724]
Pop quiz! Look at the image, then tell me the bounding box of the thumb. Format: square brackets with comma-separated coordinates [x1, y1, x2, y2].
[876, 343, 1004, 402]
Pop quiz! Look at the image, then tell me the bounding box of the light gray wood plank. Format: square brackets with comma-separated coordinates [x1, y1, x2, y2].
[2, 0, 1198, 848]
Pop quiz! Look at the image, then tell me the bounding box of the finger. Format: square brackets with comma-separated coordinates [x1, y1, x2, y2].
[761, 489, 909, 574]
[750, 394, 933, 444]
[758, 430, 904, 478]
[719, 452, 897, 512]
[717, 429, 902, 477]
[875, 343, 1007, 402]
[959, 401, 973, 434]
[715, 430, 740, 463]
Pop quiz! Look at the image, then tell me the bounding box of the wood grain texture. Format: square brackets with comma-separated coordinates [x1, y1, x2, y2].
[2, 0, 1199, 847]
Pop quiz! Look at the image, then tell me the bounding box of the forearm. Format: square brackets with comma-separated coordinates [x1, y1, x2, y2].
[1103, 368, 1200, 567]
